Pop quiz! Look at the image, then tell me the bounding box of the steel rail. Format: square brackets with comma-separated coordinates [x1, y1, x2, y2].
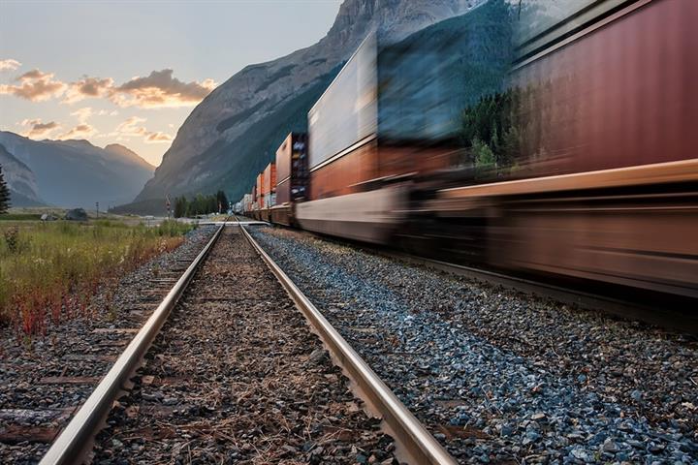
[40, 224, 225, 465]
[240, 225, 457, 465]
[286, 227, 697, 335]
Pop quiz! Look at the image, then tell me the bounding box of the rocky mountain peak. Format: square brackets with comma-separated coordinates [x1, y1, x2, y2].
[131, 0, 484, 210]
[105, 143, 154, 170]
[327, 0, 481, 44]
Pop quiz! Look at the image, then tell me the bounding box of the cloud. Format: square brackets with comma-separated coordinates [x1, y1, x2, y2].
[19, 118, 60, 139]
[0, 59, 21, 71]
[70, 107, 93, 123]
[58, 123, 97, 140]
[113, 116, 173, 144]
[63, 76, 114, 104]
[2, 66, 214, 108]
[115, 116, 148, 136]
[64, 70, 215, 108]
[110, 69, 216, 108]
[0, 69, 67, 101]
[145, 131, 173, 143]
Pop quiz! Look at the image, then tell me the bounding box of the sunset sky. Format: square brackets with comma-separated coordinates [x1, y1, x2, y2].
[0, 0, 341, 166]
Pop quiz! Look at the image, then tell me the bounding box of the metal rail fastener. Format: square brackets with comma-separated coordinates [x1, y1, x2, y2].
[240, 225, 457, 465]
[40, 224, 225, 465]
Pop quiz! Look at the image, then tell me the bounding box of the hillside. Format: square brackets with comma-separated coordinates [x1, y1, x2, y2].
[0, 132, 155, 209]
[0, 143, 43, 207]
[104, 144, 155, 172]
[125, 0, 484, 211]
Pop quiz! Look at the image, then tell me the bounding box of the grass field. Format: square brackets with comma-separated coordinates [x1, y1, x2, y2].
[0, 213, 43, 221]
[0, 219, 194, 336]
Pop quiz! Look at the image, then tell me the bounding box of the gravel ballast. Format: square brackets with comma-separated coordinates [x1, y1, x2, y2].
[0, 225, 216, 465]
[92, 226, 396, 464]
[250, 225, 698, 465]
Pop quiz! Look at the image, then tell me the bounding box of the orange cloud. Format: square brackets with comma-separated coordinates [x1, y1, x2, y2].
[110, 69, 216, 108]
[70, 107, 93, 123]
[115, 116, 148, 136]
[145, 131, 173, 143]
[3, 66, 214, 109]
[63, 76, 114, 104]
[113, 116, 172, 144]
[20, 118, 61, 139]
[58, 123, 97, 140]
[0, 69, 66, 101]
[0, 59, 21, 71]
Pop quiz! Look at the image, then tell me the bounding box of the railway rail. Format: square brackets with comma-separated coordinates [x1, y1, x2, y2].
[248, 225, 698, 464]
[38, 223, 456, 464]
[0, 225, 218, 464]
[39, 224, 225, 465]
[240, 225, 455, 465]
[273, 223, 698, 336]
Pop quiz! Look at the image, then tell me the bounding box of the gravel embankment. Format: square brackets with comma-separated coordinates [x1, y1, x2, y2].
[0, 226, 216, 465]
[93, 226, 396, 464]
[250, 226, 698, 465]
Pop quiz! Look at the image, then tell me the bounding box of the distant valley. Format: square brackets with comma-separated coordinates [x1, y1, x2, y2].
[0, 131, 154, 210]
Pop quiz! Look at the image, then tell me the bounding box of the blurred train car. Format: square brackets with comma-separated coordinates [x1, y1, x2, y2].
[415, 0, 698, 298]
[240, 0, 697, 301]
[294, 5, 514, 243]
[241, 194, 253, 216]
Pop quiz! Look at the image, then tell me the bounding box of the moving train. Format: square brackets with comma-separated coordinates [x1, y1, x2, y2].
[240, 0, 698, 301]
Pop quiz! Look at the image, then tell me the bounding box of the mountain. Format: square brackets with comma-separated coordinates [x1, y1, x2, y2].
[127, 0, 484, 213]
[104, 144, 154, 172]
[0, 143, 43, 207]
[0, 131, 155, 209]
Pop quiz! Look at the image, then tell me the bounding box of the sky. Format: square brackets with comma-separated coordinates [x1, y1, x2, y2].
[0, 0, 342, 166]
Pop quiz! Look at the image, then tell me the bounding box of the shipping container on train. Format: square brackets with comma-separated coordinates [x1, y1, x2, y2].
[257, 163, 277, 222]
[241, 194, 253, 215]
[296, 1, 515, 243]
[262, 163, 276, 202]
[249, 184, 259, 220]
[249, 0, 697, 302]
[272, 133, 309, 226]
[418, 0, 698, 298]
[256, 173, 264, 209]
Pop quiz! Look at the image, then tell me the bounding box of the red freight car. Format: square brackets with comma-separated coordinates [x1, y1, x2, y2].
[424, 0, 698, 298]
[258, 163, 276, 222]
[244, 0, 697, 302]
[298, 0, 697, 299]
[272, 133, 308, 226]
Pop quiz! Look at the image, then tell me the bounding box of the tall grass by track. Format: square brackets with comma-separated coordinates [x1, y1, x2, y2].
[0, 219, 194, 336]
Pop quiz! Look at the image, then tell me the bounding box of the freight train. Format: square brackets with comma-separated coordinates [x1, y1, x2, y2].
[241, 0, 698, 301]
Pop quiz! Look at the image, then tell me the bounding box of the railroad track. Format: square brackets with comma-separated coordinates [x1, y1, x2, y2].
[38, 225, 456, 464]
[246, 225, 698, 464]
[277, 226, 698, 335]
[37, 224, 224, 464]
[0, 225, 218, 464]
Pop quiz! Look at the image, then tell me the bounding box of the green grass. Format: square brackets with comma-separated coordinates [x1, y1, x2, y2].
[0, 213, 43, 221]
[0, 219, 193, 335]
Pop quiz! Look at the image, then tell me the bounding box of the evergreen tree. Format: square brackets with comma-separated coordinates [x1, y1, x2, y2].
[174, 192, 230, 217]
[0, 165, 11, 214]
[461, 87, 520, 174]
[215, 190, 229, 213]
[173, 196, 188, 218]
